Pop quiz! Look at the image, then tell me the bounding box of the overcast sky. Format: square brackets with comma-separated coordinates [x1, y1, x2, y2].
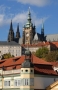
[0, 0, 58, 40]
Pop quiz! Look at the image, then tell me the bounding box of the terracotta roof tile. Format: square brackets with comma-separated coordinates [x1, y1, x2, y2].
[50, 62, 58, 67]
[0, 55, 57, 75]
[34, 66, 58, 75]
[21, 42, 50, 47]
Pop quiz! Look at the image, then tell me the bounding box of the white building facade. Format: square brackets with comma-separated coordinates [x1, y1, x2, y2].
[0, 41, 22, 57]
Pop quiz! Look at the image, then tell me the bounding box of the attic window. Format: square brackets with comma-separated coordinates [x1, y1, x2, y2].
[13, 66, 16, 69]
[13, 57, 20, 62]
[0, 61, 5, 64]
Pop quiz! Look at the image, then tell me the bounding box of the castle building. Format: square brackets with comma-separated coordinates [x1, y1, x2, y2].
[0, 50, 58, 90]
[0, 8, 58, 57]
[6, 8, 58, 45]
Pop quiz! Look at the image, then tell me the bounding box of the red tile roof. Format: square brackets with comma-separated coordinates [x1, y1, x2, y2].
[34, 66, 58, 75]
[0, 55, 58, 76]
[21, 42, 50, 47]
[51, 41, 58, 48]
[50, 62, 58, 67]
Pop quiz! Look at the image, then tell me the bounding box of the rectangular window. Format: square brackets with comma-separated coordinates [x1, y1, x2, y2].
[23, 79, 29, 86]
[30, 78, 34, 86]
[4, 81, 10, 86]
[14, 79, 21, 86]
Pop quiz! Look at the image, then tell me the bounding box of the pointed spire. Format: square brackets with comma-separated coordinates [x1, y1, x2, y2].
[42, 19, 44, 29]
[17, 23, 19, 32]
[10, 20, 13, 31]
[41, 19, 44, 34]
[27, 7, 31, 22]
[28, 7, 31, 15]
[16, 23, 20, 38]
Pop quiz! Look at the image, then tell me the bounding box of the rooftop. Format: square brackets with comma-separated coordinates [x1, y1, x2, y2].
[0, 55, 58, 76]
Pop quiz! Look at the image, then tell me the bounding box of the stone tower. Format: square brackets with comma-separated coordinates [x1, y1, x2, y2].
[8, 20, 14, 42]
[16, 23, 20, 39]
[22, 8, 36, 44]
[20, 50, 34, 90]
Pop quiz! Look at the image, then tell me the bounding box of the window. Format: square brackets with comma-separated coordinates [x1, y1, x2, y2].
[31, 70, 33, 73]
[4, 81, 10, 86]
[14, 79, 21, 86]
[23, 79, 29, 86]
[30, 78, 34, 86]
[25, 70, 28, 72]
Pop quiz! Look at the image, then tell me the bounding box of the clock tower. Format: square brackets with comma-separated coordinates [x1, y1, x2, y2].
[22, 8, 36, 45]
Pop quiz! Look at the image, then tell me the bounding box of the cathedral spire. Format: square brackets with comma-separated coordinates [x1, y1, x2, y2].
[41, 19, 44, 34]
[16, 23, 20, 38]
[27, 7, 31, 23]
[8, 20, 14, 42]
[10, 20, 13, 31]
[41, 19, 45, 41]
[17, 23, 19, 32]
[42, 19, 44, 30]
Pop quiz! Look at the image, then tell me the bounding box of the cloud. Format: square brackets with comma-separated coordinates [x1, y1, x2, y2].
[17, 0, 50, 7]
[0, 5, 6, 13]
[0, 10, 49, 29]
[0, 14, 11, 27]
[13, 12, 28, 24]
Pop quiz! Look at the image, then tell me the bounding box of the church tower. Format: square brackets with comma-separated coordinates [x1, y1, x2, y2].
[41, 20, 45, 41]
[16, 24, 20, 39]
[20, 50, 34, 90]
[8, 20, 14, 42]
[22, 8, 36, 44]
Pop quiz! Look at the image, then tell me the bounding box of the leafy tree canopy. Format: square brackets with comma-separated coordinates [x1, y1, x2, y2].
[1, 53, 14, 60]
[35, 47, 49, 58]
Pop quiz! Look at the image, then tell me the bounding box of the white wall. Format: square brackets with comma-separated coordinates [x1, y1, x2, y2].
[34, 76, 58, 89]
[0, 45, 22, 57]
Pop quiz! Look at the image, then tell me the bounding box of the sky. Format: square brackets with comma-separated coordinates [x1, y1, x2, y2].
[0, 0, 58, 41]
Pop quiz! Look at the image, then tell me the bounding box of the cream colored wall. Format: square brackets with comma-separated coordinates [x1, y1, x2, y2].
[21, 68, 34, 78]
[20, 68, 34, 89]
[25, 45, 50, 53]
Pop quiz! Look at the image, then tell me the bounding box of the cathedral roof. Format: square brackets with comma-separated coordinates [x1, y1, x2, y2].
[46, 34, 58, 41]
[0, 41, 20, 46]
[33, 33, 39, 40]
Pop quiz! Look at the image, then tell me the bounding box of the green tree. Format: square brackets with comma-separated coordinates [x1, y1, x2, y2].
[35, 47, 49, 58]
[1, 53, 14, 60]
[45, 51, 58, 62]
